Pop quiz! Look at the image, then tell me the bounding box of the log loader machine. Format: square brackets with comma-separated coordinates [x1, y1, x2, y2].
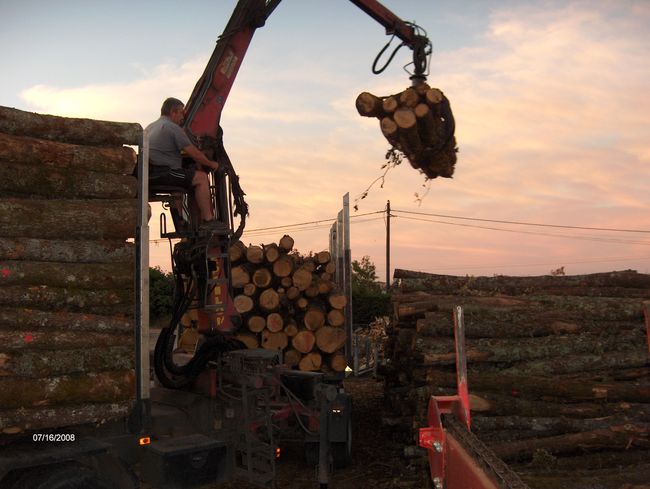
[0, 1, 527, 488]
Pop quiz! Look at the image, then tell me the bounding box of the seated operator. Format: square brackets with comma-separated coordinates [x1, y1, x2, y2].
[147, 97, 220, 230]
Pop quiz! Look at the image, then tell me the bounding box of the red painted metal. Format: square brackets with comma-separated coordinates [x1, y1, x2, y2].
[445, 434, 499, 489]
[348, 0, 415, 43]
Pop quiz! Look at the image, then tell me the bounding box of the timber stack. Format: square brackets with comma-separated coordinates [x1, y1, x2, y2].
[355, 84, 457, 179]
[0, 106, 140, 435]
[222, 236, 347, 373]
[383, 268, 650, 489]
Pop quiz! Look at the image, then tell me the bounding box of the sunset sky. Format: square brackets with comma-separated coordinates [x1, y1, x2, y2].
[2, 0, 649, 280]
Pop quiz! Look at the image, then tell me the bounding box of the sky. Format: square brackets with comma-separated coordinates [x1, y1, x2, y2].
[2, 0, 649, 280]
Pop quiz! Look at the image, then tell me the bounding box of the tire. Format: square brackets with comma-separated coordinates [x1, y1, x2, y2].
[9, 463, 114, 489]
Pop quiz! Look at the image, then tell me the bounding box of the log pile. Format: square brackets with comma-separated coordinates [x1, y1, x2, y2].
[0, 106, 139, 435]
[356, 84, 457, 179]
[383, 268, 650, 489]
[217, 235, 348, 373]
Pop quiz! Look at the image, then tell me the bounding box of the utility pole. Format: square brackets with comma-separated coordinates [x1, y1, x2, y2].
[386, 200, 391, 291]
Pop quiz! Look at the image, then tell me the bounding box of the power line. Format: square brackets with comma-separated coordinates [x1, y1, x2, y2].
[392, 209, 650, 234]
[393, 214, 650, 246]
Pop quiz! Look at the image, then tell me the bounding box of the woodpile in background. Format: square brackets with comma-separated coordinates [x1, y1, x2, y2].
[221, 235, 347, 373]
[0, 106, 139, 435]
[355, 84, 457, 179]
[383, 268, 650, 489]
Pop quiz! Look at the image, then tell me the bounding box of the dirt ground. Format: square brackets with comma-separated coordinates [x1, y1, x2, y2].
[219, 376, 428, 489]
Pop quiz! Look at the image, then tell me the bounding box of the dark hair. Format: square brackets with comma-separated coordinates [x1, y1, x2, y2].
[161, 97, 184, 116]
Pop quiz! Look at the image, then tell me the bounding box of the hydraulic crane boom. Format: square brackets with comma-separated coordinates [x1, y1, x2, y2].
[183, 0, 431, 146]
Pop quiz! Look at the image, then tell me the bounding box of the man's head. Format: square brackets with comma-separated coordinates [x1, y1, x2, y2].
[161, 97, 185, 125]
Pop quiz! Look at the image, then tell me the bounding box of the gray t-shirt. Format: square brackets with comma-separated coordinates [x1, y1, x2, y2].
[146, 116, 191, 169]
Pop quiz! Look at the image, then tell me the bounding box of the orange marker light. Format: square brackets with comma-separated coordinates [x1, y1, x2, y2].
[275, 447, 281, 459]
[139, 436, 151, 446]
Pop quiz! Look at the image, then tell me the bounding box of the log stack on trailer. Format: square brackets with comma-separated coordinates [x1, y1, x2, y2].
[383, 268, 650, 489]
[195, 235, 348, 373]
[0, 106, 140, 435]
[356, 84, 458, 179]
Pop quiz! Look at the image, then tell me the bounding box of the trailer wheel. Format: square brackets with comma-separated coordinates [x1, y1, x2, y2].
[9, 463, 113, 489]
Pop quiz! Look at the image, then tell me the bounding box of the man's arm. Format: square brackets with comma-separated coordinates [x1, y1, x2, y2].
[183, 144, 219, 171]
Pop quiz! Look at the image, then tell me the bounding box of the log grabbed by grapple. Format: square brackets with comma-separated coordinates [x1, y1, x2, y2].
[356, 84, 458, 179]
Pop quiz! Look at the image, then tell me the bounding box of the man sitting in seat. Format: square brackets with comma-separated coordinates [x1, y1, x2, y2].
[147, 97, 220, 230]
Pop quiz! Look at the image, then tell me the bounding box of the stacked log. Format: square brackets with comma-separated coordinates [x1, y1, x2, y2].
[355, 84, 457, 179]
[383, 269, 650, 489]
[0, 106, 139, 435]
[223, 235, 347, 373]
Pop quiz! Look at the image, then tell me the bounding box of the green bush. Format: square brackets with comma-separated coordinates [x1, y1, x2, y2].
[149, 266, 175, 321]
[351, 256, 390, 325]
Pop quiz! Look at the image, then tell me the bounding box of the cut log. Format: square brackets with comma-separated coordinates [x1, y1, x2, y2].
[266, 312, 284, 332]
[327, 309, 345, 327]
[233, 295, 254, 314]
[229, 241, 247, 263]
[292, 269, 313, 291]
[301, 259, 317, 273]
[328, 290, 347, 309]
[382, 96, 399, 115]
[414, 103, 438, 147]
[295, 297, 308, 310]
[263, 243, 280, 263]
[283, 349, 302, 368]
[292, 331, 316, 353]
[236, 334, 259, 349]
[284, 320, 299, 337]
[316, 278, 332, 295]
[252, 268, 273, 288]
[278, 235, 294, 252]
[0, 260, 133, 290]
[304, 308, 326, 331]
[0, 198, 136, 240]
[0, 106, 141, 146]
[355, 92, 384, 118]
[243, 283, 257, 297]
[273, 255, 294, 278]
[0, 132, 137, 175]
[315, 327, 347, 354]
[0, 238, 134, 264]
[305, 284, 320, 298]
[0, 307, 133, 333]
[0, 330, 131, 351]
[286, 286, 300, 301]
[0, 369, 135, 409]
[299, 352, 322, 371]
[315, 251, 331, 264]
[246, 245, 264, 264]
[323, 262, 336, 275]
[0, 345, 133, 377]
[262, 331, 288, 351]
[259, 289, 280, 311]
[380, 117, 399, 147]
[330, 352, 347, 372]
[425, 88, 443, 107]
[393, 107, 422, 154]
[0, 161, 136, 200]
[231, 265, 250, 288]
[280, 277, 293, 288]
[399, 88, 420, 108]
[247, 315, 266, 333]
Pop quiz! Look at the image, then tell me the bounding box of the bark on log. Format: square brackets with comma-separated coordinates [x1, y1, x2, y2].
[234, 295, 254, 314]
[262, 331, 288, 351]
[491, 426, 650, 461]
[292, 330, 316, 353]
[0, 402, 132, 434]
[278, 235, 294, 252]
[0, 345, 134, 377]
[355, 92, 384, 118]
[0, 307, 133, 333]
[0, 238, 134, 264]
[0, 285, 133, 313]
[414, 104, 438, 147]
[0, 198, 136, 240]
[0, 369, 135, 409]
[0, 132, 137, 175]
[393, 108, 422, 154]
[0, 260, 133, 290]
[380, 117, 399, 147]
[0, 106, 141, 146]
[299, 352, 322, 371]
[0, 330, 132, 351]
[315, 327, 347, 354]
[0, 161, 137, 199]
